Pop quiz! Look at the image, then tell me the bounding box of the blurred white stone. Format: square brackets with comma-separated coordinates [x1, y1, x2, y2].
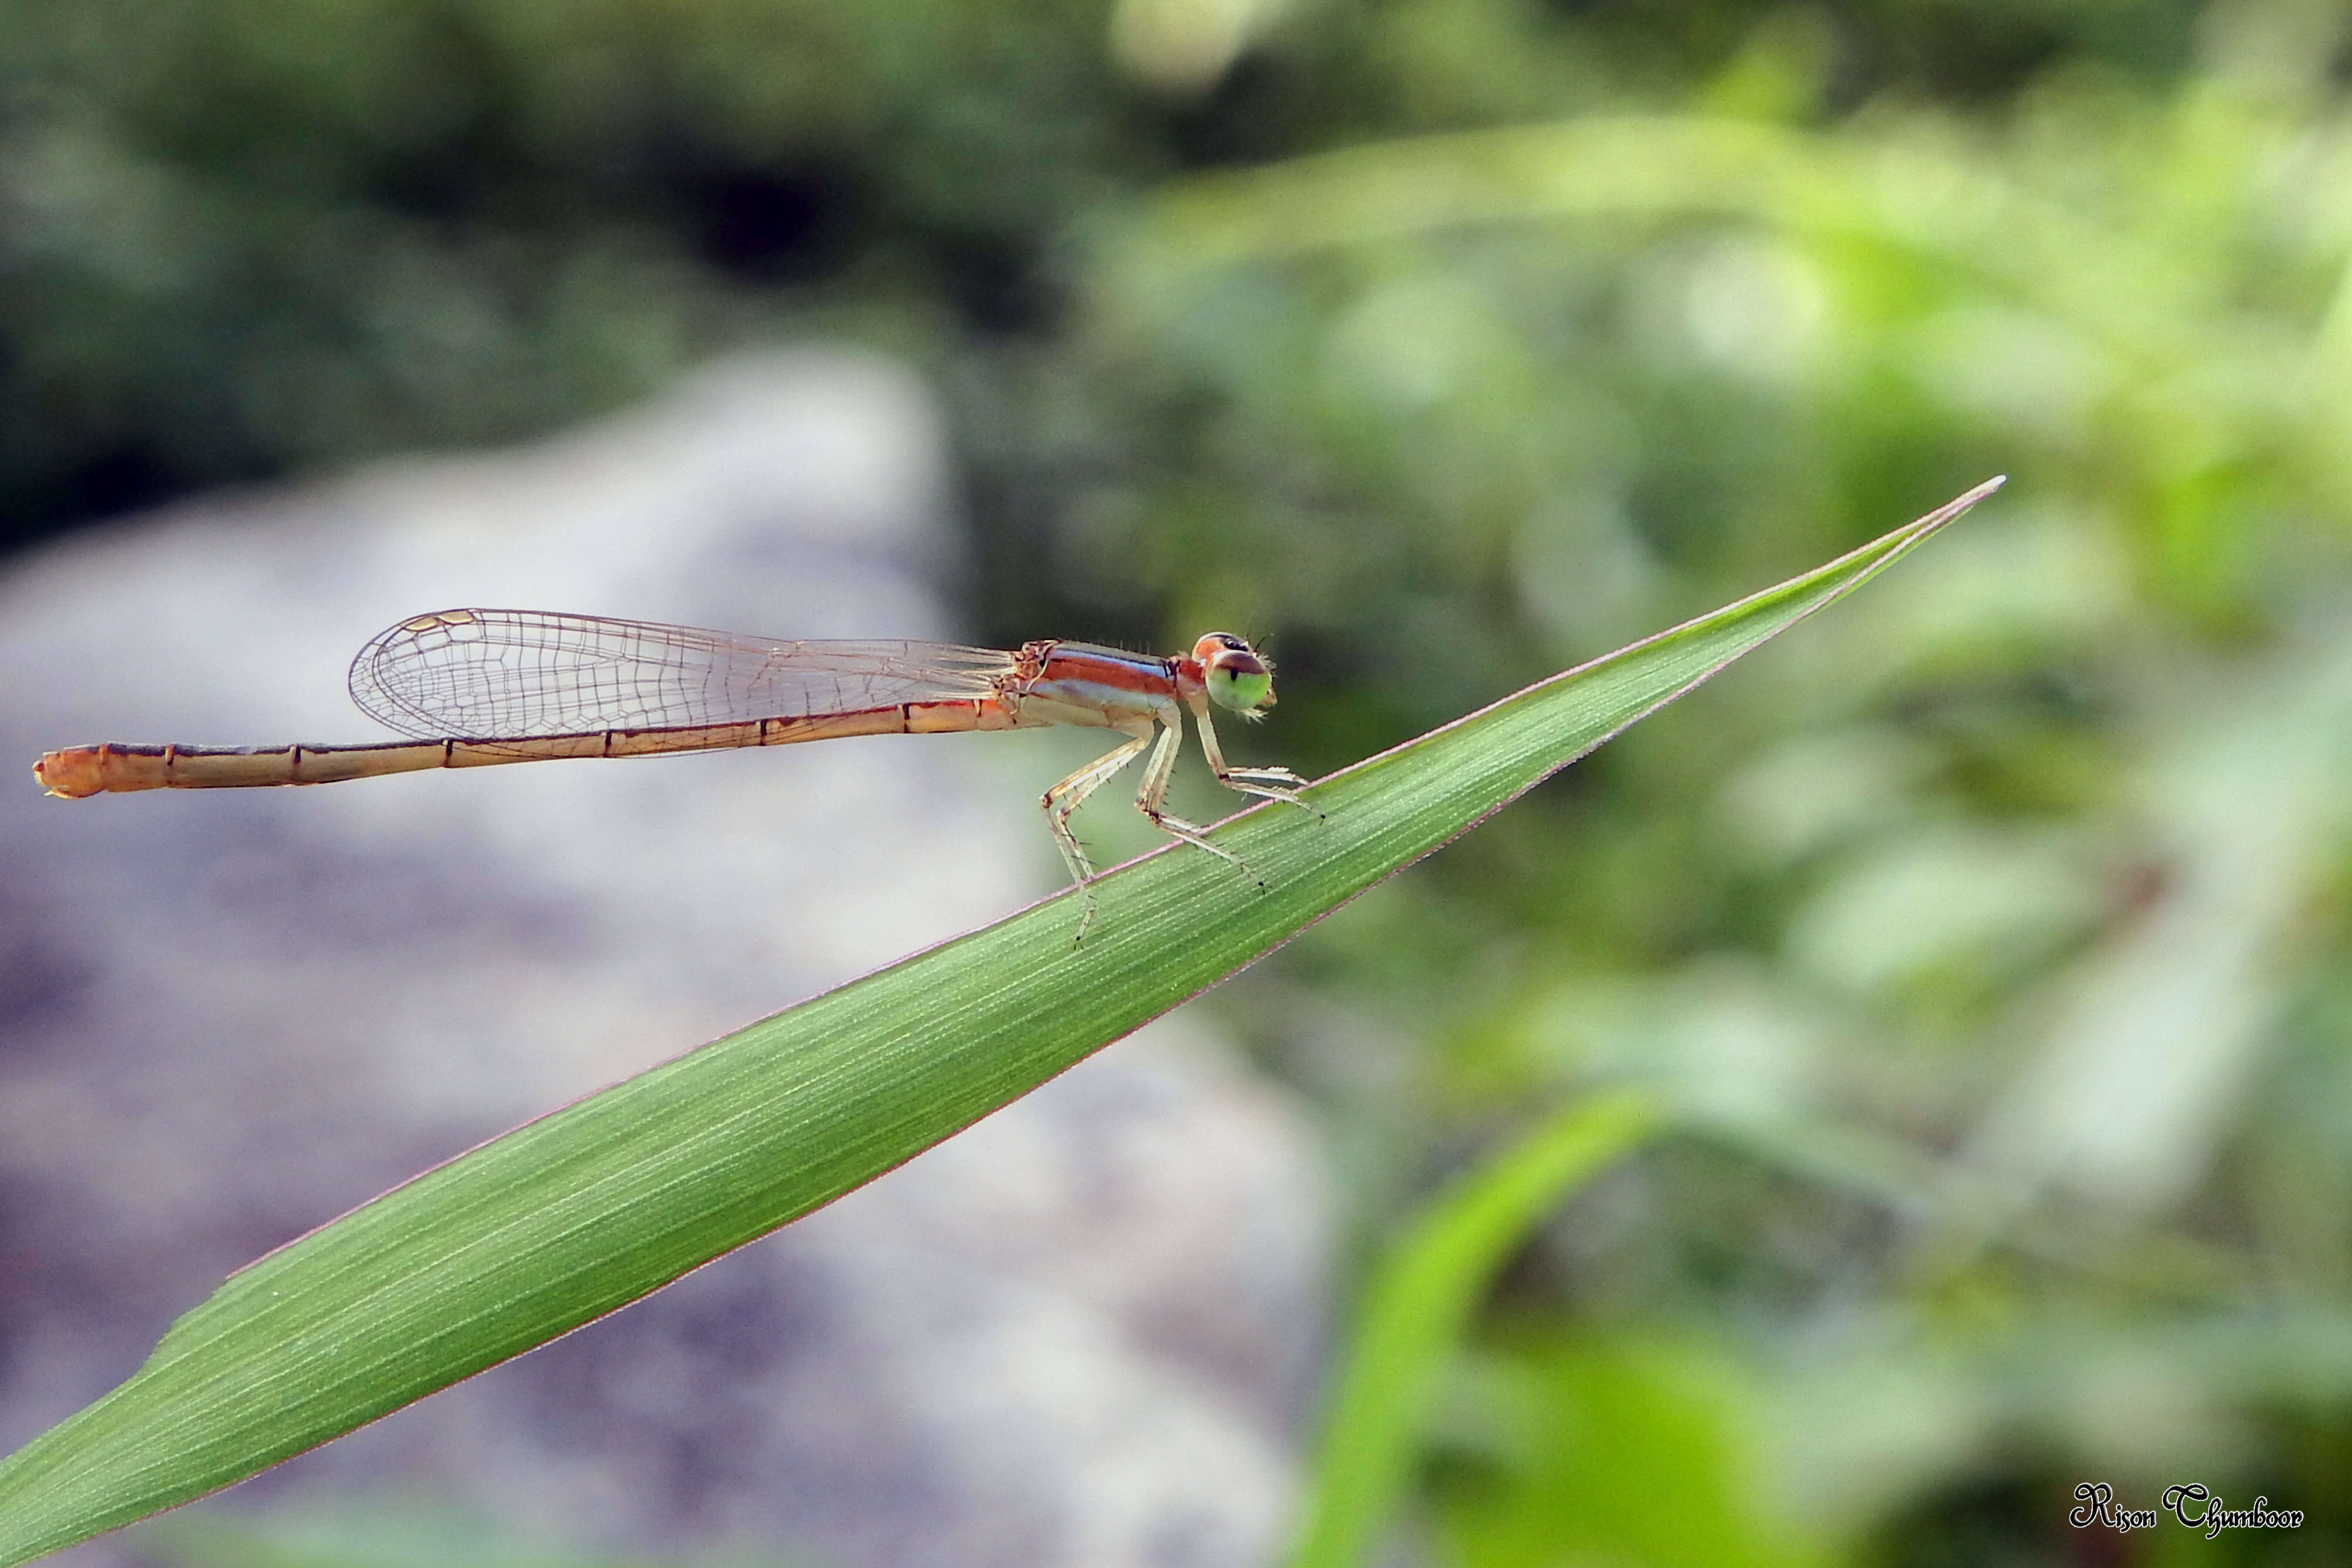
[0, 350, 1329, 1568]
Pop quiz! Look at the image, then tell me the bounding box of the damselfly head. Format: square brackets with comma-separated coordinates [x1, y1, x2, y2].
[1195, 633, 1275, 715]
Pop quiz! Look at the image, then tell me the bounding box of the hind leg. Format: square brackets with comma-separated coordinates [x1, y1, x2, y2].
[1042, 731, 1151, 941]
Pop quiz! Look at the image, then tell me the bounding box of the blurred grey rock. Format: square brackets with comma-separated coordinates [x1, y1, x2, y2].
[0, 351, 1329, 1568]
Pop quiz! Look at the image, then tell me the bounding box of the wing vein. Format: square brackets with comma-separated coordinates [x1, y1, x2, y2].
[348, 609, 1014, 744]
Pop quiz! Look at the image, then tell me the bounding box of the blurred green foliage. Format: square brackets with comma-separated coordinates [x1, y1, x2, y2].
[16, 0, 2352, 1561]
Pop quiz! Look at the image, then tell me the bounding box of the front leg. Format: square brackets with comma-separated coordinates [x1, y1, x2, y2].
[1192, 706, 1322, 818]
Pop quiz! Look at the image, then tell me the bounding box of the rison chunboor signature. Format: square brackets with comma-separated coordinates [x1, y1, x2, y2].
[2071, 1480, 2303, 1538]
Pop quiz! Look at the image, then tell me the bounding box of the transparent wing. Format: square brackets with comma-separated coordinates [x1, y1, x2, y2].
[348, 609, 1015, 740]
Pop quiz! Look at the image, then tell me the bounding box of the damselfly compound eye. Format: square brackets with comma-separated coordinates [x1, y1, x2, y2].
[1202, 641, 1273, 713]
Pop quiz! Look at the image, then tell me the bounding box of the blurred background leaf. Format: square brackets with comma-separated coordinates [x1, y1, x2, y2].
[10, 0, 2352, 1560]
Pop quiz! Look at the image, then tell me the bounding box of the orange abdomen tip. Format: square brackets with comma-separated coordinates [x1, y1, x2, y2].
[34, 748, 106, 799]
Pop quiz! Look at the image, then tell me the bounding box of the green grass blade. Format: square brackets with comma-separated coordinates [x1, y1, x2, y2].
[1286, 1091, 1666, 1568]
[0, 479, 1999, 1566]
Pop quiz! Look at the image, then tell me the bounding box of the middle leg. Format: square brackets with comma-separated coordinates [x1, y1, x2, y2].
[1132, 715, 1264, 890]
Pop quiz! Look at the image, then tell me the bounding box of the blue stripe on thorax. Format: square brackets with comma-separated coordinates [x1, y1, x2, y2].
[1045, 642, 1173, 674]
[1025, 643, 1179, 721]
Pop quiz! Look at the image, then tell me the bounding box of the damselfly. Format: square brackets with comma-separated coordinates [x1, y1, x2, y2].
[34, 609, 1315, 937]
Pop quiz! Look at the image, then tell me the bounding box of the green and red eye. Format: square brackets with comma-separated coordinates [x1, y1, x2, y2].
[1196, 635, 1275, 712]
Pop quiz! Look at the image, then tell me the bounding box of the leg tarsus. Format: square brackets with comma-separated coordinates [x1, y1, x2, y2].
[1214, 769, 1325, 821]
[1141, 808, 1267, 892]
